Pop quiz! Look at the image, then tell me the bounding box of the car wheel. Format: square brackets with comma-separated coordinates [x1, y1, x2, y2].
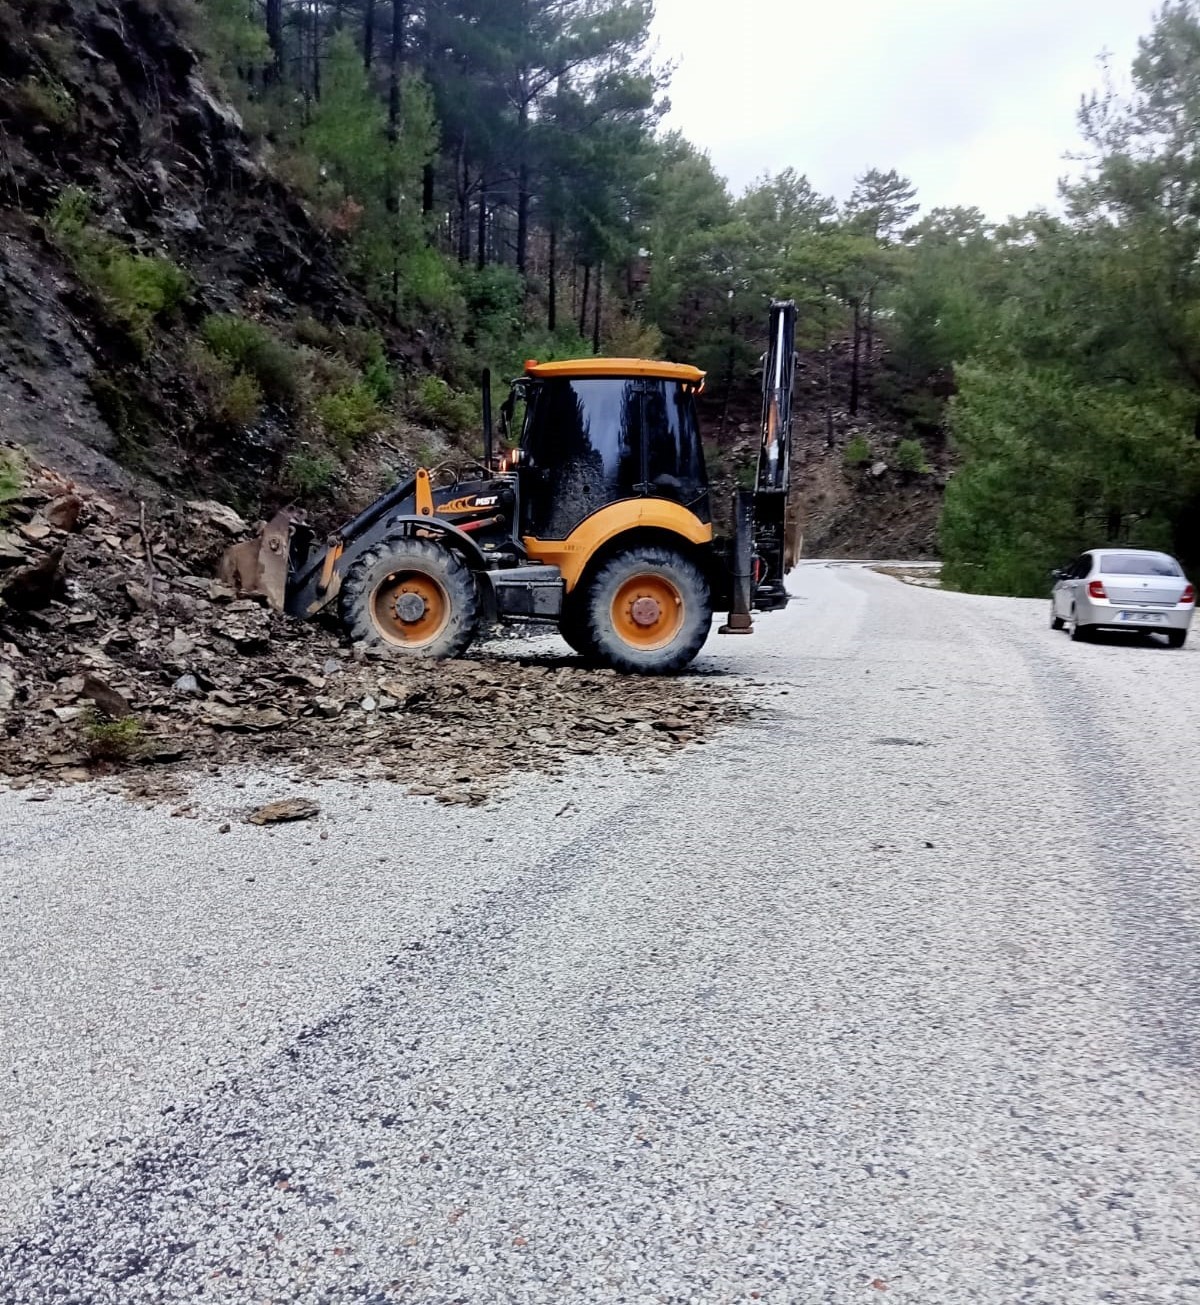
[1166, 629, 1188, 649]
[1070, 616, 1092, 642]
[1050, 601, 1065, 631]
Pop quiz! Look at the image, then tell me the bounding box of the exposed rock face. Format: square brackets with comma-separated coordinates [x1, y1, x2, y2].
[0, 0, 381, 505]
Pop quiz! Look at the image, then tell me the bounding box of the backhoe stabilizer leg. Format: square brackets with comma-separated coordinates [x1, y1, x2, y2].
[719, 490, 755, 635]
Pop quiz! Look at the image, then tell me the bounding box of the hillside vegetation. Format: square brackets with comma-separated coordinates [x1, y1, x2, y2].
[1, 0, 1199, 586]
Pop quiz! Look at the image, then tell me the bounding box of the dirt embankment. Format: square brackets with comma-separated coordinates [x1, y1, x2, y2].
[701, 337, 949, 559]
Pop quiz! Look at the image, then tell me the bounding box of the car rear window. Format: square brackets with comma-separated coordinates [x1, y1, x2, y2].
[1100, 553, 1182, 577]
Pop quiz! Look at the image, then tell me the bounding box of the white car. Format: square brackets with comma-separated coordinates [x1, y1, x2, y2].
[1051, 549, 1194, 647]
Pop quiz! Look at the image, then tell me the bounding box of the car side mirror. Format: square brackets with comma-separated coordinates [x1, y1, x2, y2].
[1050, 568, 1063, 580]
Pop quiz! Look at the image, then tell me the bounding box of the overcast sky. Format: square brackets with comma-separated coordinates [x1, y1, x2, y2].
[649, 0, 1154, 220]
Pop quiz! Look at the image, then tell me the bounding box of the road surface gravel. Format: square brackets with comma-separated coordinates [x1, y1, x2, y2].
[1, 562, 1198, 1303]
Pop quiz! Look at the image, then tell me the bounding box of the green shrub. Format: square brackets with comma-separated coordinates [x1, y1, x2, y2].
[221, 371, 264, 426]
[284, 449, 338, 496]
[410, 376, 476, 435]
[896, 438, 932, 475]
[201, 314, 297, 402]
[0, 448, 25, 521]
[48, 185, 91, 235]
[303, 346, 360, 398]
[398, 245, 464, 324]
[293, 314, 340, 350]
[187, 344, 263, 427]
[84, 712, 142, 762]
[18, 75, 73, 126]
[363, 351, 395, 404]
[49, 188, 189, 343]
[314, 382, 384, 450]
[604, 316, 664, 359]
[844, 434, 871, 467]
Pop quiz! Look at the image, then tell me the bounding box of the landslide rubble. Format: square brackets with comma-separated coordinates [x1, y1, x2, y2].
[0, 453, 746, 805]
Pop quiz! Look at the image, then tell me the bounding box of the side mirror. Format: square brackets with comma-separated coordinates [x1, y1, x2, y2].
[1050, 568, 1063, 580]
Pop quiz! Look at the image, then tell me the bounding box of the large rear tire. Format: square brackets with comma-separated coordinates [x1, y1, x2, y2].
[585, 545, 711, 675]
[1166, 629, 1188, 649]
[341, 536, 478, 659]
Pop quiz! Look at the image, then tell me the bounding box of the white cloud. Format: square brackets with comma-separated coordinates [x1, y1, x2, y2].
[650, 0, 1153, 219]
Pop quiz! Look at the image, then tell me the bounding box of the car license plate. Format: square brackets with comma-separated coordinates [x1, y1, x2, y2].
[1119, 611, 1166, 623]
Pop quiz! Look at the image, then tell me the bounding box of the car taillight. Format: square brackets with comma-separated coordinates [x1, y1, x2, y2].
[1181, 583, 1195, 604]
[1088, 580, 1107, 599]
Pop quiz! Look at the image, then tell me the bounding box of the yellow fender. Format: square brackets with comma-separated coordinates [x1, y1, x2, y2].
[524, 499, 713, 594]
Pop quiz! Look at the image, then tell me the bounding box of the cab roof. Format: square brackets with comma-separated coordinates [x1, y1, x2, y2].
[523, 357, 705, 383]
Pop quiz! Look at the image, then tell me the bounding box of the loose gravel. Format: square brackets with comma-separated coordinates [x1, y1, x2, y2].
[2, 563, 1198, 1303]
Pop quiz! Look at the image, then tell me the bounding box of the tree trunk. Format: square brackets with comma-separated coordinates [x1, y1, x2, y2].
[548, 224, 557, 332]
[363, 0, 376, 69]
[387, 0, 405, 144]
[823, 299, 835, 448]
[476, 181, 487, 270]
[592, 264, 602, 354]
[456, 144, 470, 264]
[849, 297, 862, 417]
[516, 102, 530, 275]
[265, 0, 283, 81]
[310, 0, 321, 100]
[579, 263, 590, 338]
[864, 286, 875, 399]
[720, 313, 736, 437]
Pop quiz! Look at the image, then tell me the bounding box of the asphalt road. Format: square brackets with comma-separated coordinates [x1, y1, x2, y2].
[2, 563, 1198, 1304]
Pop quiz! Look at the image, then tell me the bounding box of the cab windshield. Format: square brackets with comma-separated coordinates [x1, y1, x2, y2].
[519, 376, 707, 538]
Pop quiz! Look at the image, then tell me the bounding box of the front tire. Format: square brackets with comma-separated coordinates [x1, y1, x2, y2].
[558, 592, 598, 659]
[585, 545, 712, 675]
[341, 536, 478, 659]
[1050, 602, 1065, 631]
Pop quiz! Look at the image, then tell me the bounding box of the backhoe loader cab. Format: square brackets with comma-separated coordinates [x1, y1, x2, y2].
[506, 361, 710, 542]
[219, 301, 801, 675]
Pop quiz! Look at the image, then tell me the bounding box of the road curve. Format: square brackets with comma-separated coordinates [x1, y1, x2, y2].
[1, 562, 1198, 1303]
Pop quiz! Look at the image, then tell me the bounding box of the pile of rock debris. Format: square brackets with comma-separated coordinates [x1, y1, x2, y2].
[0, 453, 745, 805]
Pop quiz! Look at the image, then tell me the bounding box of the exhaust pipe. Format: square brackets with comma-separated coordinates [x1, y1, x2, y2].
[482, 368, 494, 469]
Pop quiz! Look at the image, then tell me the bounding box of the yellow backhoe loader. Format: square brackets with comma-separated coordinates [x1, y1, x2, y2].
[221, 300, 800, 674]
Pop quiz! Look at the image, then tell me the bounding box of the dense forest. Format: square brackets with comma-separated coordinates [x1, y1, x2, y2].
[3, 0, 1200, 592]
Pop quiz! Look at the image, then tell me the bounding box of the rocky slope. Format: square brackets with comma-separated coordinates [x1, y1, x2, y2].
[0, 0, 403, 513]
[0, 448, 745, 798]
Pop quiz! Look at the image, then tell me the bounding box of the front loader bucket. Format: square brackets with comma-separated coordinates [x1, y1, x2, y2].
[217, 509, 294, 611]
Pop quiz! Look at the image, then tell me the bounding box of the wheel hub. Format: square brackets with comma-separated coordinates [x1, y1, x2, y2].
[395, 591, 427, 623]
[370, 570, 450, 648]
[610, 573, 686, 651]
